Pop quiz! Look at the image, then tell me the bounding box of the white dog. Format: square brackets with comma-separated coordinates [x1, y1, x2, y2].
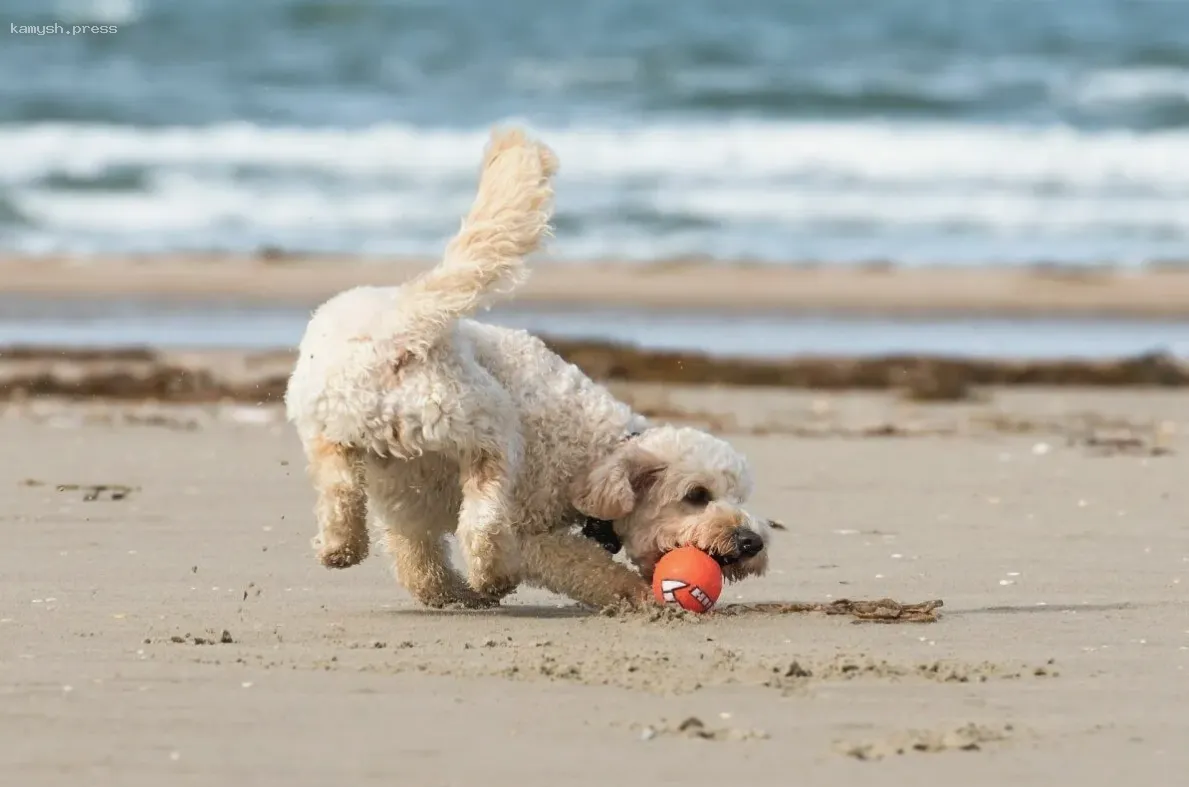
[284, 128, 774, 610]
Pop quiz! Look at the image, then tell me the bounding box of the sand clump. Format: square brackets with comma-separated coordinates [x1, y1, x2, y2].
[636, 716, 770, 743]
[838, 722, 1017, 760]
[311, 630, 1060, 697]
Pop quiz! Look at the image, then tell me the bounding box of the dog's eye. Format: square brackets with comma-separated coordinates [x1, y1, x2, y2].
[684, 486, 712, 506]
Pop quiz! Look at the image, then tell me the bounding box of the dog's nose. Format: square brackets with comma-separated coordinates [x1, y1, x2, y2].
[735, 529, 764, 557]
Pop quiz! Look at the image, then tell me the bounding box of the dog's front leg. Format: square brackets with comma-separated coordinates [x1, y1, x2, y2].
[518, 531, 654, 610]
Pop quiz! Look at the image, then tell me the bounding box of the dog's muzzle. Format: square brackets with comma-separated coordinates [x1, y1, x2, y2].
[714, 527, 764, 567]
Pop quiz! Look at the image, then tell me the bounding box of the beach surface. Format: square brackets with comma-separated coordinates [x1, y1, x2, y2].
[6, 256, 1189, 317]
[2, 384, 1186, 786]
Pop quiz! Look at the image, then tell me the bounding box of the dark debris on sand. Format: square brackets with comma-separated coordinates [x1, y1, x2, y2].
[2, 342, 1188, 403]
[598, 598, 943, 624]
[721, 598, 944, 623]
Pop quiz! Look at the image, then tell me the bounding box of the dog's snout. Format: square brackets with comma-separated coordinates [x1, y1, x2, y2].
[735, 528, 764, 557]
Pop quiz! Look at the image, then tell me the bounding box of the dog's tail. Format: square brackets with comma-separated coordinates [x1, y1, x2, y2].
[390, 127, 557, 359]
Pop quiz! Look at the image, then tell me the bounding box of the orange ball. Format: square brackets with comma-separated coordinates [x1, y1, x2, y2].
[652, 546, 723, 613]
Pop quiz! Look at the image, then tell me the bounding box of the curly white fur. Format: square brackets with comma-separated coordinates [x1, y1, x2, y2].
[285, 127, 774, 610]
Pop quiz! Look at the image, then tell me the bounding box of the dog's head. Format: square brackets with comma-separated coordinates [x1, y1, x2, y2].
[570, 426, 778, 583]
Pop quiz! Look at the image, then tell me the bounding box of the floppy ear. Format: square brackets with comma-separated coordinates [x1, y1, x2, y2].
[570, 443, 664, 521]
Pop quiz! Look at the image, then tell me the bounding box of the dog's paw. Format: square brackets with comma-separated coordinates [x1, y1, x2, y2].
[312, 534, 369, 569]
[596, 586, 665, 617]
[474, 579, 519, 607]
[465, 570, 520, 601]
[461, 538, 520, 599]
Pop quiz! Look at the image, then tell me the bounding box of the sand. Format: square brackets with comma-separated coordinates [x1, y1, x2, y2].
[5, 255, 1189, 317]
[3, 384, 1188, 786]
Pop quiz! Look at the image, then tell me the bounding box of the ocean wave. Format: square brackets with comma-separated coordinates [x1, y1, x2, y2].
[1071, 67, 1189, 108]
[510, 58, 641, 93]
[0, 195, 31, 227]
[3, 120, 1189, 263]
[5, 120, 1189, 188]
[55, 0, 144, 24]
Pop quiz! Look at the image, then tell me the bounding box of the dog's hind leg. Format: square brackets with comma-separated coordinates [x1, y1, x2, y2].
[365, 454, 508, 608]
[375, 501, 495, 609]
[304, 436, 370, 569]
[455, 439, 524, 600]
[392, 351, 525, 600]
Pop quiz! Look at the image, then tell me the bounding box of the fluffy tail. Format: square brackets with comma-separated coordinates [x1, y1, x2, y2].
[391, 127, 558, 358]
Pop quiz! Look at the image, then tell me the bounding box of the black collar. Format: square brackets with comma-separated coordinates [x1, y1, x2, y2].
[578, 427, 645, 555]
[581, 515, 622, 554]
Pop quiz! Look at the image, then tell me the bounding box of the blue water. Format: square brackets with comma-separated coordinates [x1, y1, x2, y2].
[2, 297, 1187, 359]
[4, 0, 1189, 264]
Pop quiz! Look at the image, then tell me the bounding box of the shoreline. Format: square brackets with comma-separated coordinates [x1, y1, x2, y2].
[5, 255, 1189, 318]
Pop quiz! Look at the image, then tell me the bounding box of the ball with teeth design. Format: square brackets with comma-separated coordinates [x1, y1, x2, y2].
[651, 546, 723, 613]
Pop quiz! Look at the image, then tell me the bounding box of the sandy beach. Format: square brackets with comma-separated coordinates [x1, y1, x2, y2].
[3, 381, 1187, 786]
[5, 255, 1189, 317]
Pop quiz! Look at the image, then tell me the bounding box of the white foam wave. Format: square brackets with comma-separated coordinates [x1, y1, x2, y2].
[666, 187, 1189, 233]
[55, 0, 144, 24]
[6, 120, 1189, 188]
[510, 58, 640, 93]
[4, 120, 1189, 262]
[1072, 67, 1189, 108]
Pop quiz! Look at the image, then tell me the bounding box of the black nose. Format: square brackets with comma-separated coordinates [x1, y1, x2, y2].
[735, 529, 764, 557]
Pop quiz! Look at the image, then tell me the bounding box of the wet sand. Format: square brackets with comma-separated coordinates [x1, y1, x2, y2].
[5, 255, 1189, 317]
[2, 385, 1187, 786]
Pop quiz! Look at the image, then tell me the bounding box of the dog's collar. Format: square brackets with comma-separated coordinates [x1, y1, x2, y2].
[579, 427, 645, 555]
[581, 516, 622, 554]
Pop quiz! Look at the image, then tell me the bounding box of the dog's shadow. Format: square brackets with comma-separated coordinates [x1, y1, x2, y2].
[955, 601, 1142, 616]
[383, 605, 593, 620]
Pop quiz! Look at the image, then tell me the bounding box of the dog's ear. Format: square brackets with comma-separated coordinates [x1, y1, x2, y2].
[570, 443, 664, 521]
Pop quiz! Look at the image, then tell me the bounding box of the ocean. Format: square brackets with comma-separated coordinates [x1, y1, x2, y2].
[5, 295, 1189, 359]
[5, 0, 1189, 266]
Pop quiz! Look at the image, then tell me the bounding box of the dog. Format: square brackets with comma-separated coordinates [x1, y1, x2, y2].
[284, 127, 776, 610]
